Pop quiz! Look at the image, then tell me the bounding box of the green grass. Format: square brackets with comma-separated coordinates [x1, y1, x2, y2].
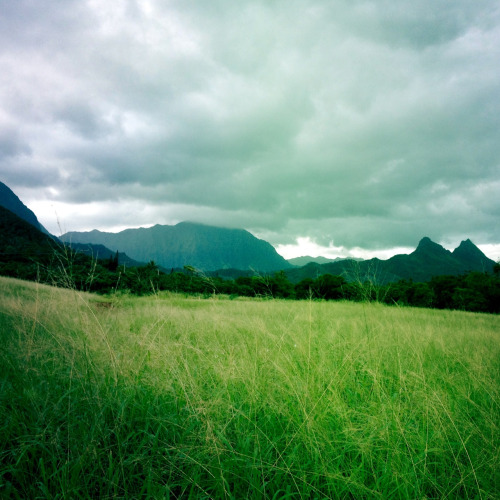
[0, 276, 499, 499]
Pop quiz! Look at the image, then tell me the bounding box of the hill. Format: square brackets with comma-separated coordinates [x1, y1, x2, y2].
[0, 181, 50, 234]
[67, 243, 145, 268]
[0, 206, 144, 292]
[1, 182, 495, 283]
[0, 205, 58, 260]
[0, 205, 64, 281]
[61, 222, 292, 272]
[287, 255, 363, 266]
[285, 237, 496, 284]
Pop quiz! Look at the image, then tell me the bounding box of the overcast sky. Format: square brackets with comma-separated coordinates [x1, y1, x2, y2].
[1, 0, 499, 260]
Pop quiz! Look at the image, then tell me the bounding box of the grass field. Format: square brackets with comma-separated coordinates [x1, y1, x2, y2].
[0, 276, 499, 499]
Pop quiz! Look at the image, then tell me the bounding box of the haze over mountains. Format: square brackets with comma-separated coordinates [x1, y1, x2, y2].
[0, 180, 497, 283]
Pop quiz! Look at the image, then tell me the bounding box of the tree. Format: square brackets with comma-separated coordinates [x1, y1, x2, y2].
[406, 282, 434, 308]
[429, 275, 460, 309]
[269, 271, 294, 298]
[107, 250, 119, 271]
[314, 274, 346, 300]
[295, 278, 315, 300]
[493, 262, 500, 276]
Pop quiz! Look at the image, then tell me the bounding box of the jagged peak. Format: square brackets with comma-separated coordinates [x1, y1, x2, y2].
[453, 239, 488, 259]
[416, 236, 444, 251]
[455, 238, 476, 250]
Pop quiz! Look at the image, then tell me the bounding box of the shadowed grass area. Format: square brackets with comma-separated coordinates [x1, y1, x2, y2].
[0, 276, 498, 498]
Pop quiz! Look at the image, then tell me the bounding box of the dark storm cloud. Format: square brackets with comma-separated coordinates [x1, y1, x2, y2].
[1, 0, 499, 257]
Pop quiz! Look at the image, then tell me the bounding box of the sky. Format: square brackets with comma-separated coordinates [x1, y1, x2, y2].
[1, 0, 499, 261]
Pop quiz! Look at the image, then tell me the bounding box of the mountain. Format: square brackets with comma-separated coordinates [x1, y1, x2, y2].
[61, 222, 292, 272]
[0, 181, 141, 268]
[0, 181, 50, 234]
[285, 237, 496, 284]
[287, 255, 363, 266]
[0, 205, 63, 282]
[452, 239, 494, 272]
[0, 205, 58, 257]
[1, 179, 495, 283]
[67, 243, 145, 268]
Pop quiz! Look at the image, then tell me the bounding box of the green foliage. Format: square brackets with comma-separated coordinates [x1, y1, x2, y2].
[314, 274, 346, 300]
[294, 277, 315, 299]
[107, 250, 119, 271]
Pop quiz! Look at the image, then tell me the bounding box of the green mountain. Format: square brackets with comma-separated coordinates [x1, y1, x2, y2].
[0, 181, 50, 234]
[287, 255, 363, 266]
[1, 182, 495, 284]
[67, 243, 145, 268]
[0, 201, 144, 287]
[61, 222, 292, 272]
[285, 237, 496, 284]
[0, 205, 58, 258]
[0, 182, 143, 269]
[452, 238, 494, 271]
[0, 205, 150, 295]
[0, 205, 63, 281]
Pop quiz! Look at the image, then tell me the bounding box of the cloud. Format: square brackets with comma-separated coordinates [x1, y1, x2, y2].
[1, 0, 499, 258]
[0, 126, 32, 160]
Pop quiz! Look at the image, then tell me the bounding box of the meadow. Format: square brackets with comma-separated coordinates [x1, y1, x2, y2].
[0, 276, 498, 499]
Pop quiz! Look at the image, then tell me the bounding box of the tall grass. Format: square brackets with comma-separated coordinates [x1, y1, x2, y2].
[0, 276, 498, 498]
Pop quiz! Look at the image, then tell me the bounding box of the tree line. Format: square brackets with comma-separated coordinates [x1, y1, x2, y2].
[1, 247, 499, 314]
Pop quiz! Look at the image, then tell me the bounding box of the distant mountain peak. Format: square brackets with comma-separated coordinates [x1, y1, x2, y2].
[415, 236, 449, 255]
[452, 238, 492, 269]
[61, 222, 291, 272]
[287, 255, 363, 266]
[286, 236, 496, 284]
[456, 238, 476, 250]
[416, 236, 435, 248]
[288, 255, 338, 266]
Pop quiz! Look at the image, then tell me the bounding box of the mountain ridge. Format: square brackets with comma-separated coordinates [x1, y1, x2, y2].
[67, 242, 146, 268]
[1, 182, 496, 282]
[284, 237, 496, 284]
[287, 255, 364, 267]
[0, 181, 50, 234]
[61, 221, 292, 272]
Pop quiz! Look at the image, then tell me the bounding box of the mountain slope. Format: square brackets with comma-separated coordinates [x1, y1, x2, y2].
[285, 237, 496, 284]
[452, 239, 495, 272]
[287, 255, 363, 266]
[67, 243, 145, 268]
[61, 222, 291, 272]
[0, 205, 58, 257]
[0, 205, 63, 282]
[0, 181, 50, 234]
